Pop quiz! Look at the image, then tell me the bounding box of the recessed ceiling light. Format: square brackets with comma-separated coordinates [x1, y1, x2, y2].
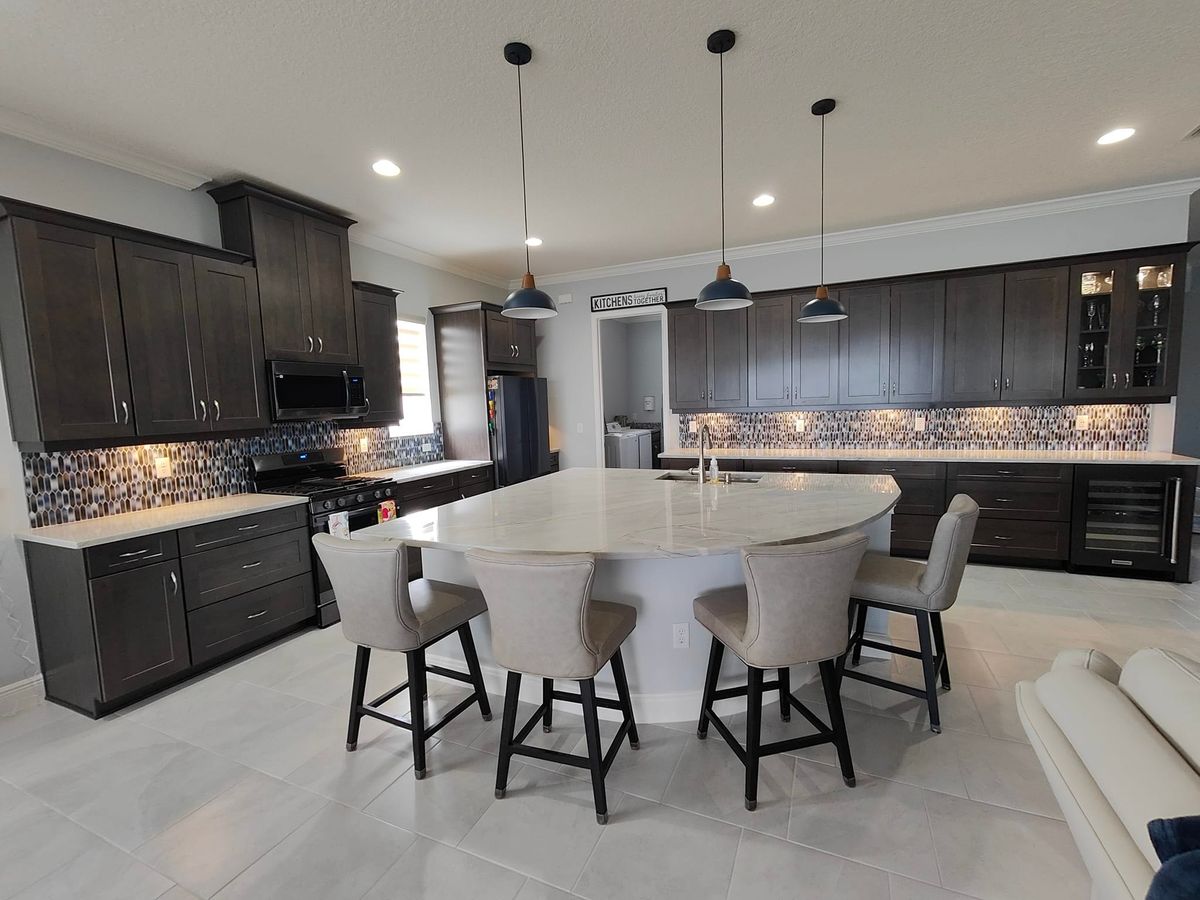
[752, 193, 775, 207]
[524, 236, 543, 247]
[372, 159, 401, 176]
[1097, 127, 1135, 145]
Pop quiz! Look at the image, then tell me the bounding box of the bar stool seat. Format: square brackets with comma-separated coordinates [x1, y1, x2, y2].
[405, 580, 488, 648]
[850, 554, 929, 608]
[692, 587, 749, 659]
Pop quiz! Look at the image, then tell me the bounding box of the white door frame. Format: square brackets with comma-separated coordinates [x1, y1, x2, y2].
[590, 305, 673, 466]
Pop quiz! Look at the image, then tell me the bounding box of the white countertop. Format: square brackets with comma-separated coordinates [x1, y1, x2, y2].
[356, 459, 493, 483]
[659, 448, 1200, 466]
[355, 467, 900, 560]
[15, 493, 309, 550]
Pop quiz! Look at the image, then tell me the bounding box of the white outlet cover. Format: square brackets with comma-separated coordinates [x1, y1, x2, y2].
[688, 421, 699, 434]
[358, 436, 370, 452]
[1075, 414, 1091, 430]
[672, 622, 690, 649]
[153, 456, 172, 479]
[914, 416, 927, 432]
[421, 442, 433, 452]
[793, 416, 806, 433]
[643, 395, 655, 411]
[576, 422, 584, 434]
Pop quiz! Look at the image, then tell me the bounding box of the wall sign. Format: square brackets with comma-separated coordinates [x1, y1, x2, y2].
[590, 287, 667, 313]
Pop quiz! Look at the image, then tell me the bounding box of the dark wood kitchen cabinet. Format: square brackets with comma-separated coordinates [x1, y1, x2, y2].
[0, 217, 135, 445]
[667, 302, 748, 409]
[669, 304, 709, 410]
[1000, 267, 1068, 401]
[838, 285, 890, 405]
[194, 256, 269, 430]
[707, 306, 749, 407]
[353, 282, 404, 425]
[748, 294, 792, 406]
[210, 182, 357, 365]
[888, 280, 944, 404]
[943, 274, 1005, 403]
[485, 311, 537, 370]
[792, 292, 840, 406]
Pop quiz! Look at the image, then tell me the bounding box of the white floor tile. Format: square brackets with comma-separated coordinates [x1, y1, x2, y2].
[363, 836, 526, 900]
[727, 830, 889, 899]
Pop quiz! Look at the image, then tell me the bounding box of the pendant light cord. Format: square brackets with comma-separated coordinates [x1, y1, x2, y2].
[819, 111, 825, 286]
[517, 62, 531, 274]
[719, 51, 726, 265]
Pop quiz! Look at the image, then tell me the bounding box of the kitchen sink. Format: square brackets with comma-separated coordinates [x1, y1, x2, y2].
[656, 471, 762, 484]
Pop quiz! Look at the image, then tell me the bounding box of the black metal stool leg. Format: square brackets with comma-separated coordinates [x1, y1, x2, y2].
[495, 671, 522, 798]
[458, 623, 492, 721]
[579, 678, 609, 824]
[778, 666, 791, 721]
[697, 636, 724, 739]
[408, 647, 428, 778]
[915, 611, 942, 733]
[930, 611, 951, 691]
[541, 678, 554, 732]
[346, 646, 371, 751]
[609, 648, 639, 748]
[744, 667, 763, 811]
[820, 659, 856, 787]
[849, 600, 868, 666]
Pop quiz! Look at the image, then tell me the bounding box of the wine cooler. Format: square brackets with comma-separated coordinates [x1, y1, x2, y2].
[1070, 465, 1195, 580]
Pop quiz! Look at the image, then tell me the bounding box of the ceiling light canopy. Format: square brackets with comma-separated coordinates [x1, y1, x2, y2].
[372, 159, 401, 177]
[696, 29, 752, 312]
[798, 98, 848, 324]
[752, 194, 775, 207]
[501, 41, 557, 319]
[1097, 127, 1135, 145]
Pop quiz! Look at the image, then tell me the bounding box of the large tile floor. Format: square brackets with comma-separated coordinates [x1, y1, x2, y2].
[2, 562, 1198, 900]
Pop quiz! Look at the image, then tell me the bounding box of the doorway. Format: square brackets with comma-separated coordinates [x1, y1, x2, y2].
[595, 312, 664, 468]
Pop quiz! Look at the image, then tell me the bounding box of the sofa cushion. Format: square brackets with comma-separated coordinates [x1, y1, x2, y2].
[1119, 649, 1200, 775]
[1036, 667, 1200, 870]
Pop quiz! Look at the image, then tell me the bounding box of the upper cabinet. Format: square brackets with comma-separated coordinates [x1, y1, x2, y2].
[888, 280, 944, 404]
[485, 311, 536, 370]
[352, 282, 403, 425]
[838, 285, 890, 405]
[1000, 267, 1068, 402]
[943, 274, 1005, 403]
[209, 182, 357, 365]
[747, 292, 838, 407]
[668, 302, 747, 410]
[668, 305, 708, 410]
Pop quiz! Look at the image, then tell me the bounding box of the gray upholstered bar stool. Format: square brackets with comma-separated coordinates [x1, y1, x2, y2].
[843, 494, 980, 733]
[466, 549, 639, 825]
[312, 534, 492, 779]
[693, 532, 869, 811]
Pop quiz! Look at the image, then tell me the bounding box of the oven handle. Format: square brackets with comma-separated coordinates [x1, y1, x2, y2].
[1168, 476, 1182, 565]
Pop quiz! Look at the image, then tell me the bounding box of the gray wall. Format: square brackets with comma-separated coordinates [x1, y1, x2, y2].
[0, 133, 504, 691]
[599, 320, 629, 424]
[625, 319, 663, 423]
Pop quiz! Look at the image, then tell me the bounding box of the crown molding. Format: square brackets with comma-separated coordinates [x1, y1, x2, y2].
[350, 230, 511, 289]
[525, 177, 1200, 288]
[0, 107, 210, 190]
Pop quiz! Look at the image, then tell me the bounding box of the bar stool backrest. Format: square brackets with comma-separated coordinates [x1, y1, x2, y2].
[312, 534, 419, 650]
[918, 494, 980, 611]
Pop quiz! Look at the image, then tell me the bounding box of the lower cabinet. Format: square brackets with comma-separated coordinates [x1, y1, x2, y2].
[189, 574, 315, 667]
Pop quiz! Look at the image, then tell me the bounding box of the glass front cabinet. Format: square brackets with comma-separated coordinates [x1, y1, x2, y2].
[1066, 253, 1184, 401]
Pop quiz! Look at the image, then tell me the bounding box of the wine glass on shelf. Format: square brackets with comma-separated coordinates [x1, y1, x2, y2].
[1149, 294, 1162, 327]
[1086, 301, 1096, 330]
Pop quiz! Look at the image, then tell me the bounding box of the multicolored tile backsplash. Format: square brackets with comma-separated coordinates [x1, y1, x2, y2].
[23, 422, 443, 527]
[678, 405, 1151, 451]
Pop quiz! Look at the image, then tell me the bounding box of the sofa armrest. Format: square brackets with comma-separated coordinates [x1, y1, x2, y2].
[1052, 648, 1122, 685]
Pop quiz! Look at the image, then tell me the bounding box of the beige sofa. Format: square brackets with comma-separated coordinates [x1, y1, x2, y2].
[1017, 647, 1200, 900]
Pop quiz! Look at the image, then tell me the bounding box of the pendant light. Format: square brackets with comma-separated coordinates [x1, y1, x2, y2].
[798, 98, 848, 323]
[696, 29, 753, 311]
[501, 41, 556, 319]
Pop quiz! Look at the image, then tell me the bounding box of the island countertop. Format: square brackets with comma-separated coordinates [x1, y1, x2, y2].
[354, 467, 900, 560]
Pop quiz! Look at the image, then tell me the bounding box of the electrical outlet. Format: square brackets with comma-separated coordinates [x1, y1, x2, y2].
[914, 415, 927, 432]
[576, 422, 584, 434]
[358, 436, 370, 452]
[672, 622, 690, 649]
[421, 442, 432, 452]
[688, 420, 699, 434]
[793, 416, 806, 433]
[1075, 414, 1091, 431]
[153, 456, 172, 479]
[643, 395, 655, 411]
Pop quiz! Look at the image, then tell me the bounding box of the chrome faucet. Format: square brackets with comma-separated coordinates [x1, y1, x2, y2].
[694, 423, 709, 484]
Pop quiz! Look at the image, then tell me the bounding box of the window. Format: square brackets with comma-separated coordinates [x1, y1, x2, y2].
[389, 316, 434, 436]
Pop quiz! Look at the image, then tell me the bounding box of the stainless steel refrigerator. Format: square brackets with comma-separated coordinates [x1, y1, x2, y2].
[487, 376, 552, 486]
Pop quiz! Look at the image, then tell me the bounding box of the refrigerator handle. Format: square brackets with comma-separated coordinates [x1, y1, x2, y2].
[1168, 476, 1183, 565]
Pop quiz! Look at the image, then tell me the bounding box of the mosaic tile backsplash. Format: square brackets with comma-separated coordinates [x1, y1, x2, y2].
[23, 422, 444, 527]
[678, 405, 1151, 451]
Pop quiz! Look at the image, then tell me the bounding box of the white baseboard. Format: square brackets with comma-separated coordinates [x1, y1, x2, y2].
[0, 675, 44, 717]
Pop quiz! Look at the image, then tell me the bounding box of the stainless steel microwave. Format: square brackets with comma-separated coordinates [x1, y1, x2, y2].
[269, 360, 368, 421]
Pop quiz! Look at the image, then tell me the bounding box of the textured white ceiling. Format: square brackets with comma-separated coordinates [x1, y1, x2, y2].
[1, 0, 1197, 281]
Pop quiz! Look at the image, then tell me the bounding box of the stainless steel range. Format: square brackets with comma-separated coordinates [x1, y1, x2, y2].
[251, 447, 397, 627]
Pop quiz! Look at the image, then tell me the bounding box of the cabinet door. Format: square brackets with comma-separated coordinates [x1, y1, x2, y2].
[791, 294, 839, 405]
[354, 286, 403, 424]
[303, 217, 357, 364]
[115, 241, 208, 436]
[706, 307, 748, 407]
[12, 219, 135, 441]
[943, 274, 1005, 402]
[668, 305, 708, 409]
[1110, 255, 1183, 399]
[485, 311, 515, 365]
[1065, 262, 1121, 400]
[90, 560, 189, 702]
[889, 280, 944, 404]
[838, 285, 890, 405]
[248, 198, 313, 360]
[195, 257, 269, 430]
[1001, 267, 1068, 401]
[512, 319, 537, 367]
[747, 295, 792, 406]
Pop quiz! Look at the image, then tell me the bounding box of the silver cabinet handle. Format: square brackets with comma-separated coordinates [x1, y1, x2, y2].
[213, 400, 221, 422]
[995, 497, 1013, 502]
[121, 400, 129, 424]
[1111, 372, 1117, 389]
[882, 382, 887, 392]
[992, 535, 1014, 542]
[881, 467, 898, 473]
[241, 560, 262, 569]
[119, 548, 149, 558]
[237, 523, 259, 531]
[892, 382, 897, 394]
[995, 469, 1015, 475]
[306, 336, 314, 352]
[317, 336, 324, 353]
[199, 399, 207, 421]
[363, 397, 371, 414]
[246, 609, 268, 620]
[1169, 476, 1182, 564]
[1124, 372, 1131, 389]
[1004, 377, 1011, 390]
[992, 377, 998, 391]
[169, 571, 178, 594]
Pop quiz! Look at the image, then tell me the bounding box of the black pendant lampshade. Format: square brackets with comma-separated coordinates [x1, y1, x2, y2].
[696, 29, 752, 312]
[798, 98, 848, 323]
[501, 41, 557, 319]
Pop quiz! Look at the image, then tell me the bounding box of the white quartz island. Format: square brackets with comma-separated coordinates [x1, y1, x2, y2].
[356, 468, 900, 721]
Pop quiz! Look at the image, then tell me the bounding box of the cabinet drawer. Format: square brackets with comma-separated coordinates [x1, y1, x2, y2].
[893, 478, 947, 516]
[838, 461, 947, 480]
[947, 462, 1072, 482]
[971, 520, 1070, 561]
[399, 488, 461, 516]
[178, 503, 308, 555]
[85, 532, 179, 577]
[460, 482, 492, 499]
[746, 460, 837, 474]
[890, 514, 939, 557]
[455, 466, 493, 488]
[951, 479, 1072, 521]
[399, 473, 458, 500]
[661, 457, 693, 471]
[181, 527, 312, 611]
[188, 573, 314, 667]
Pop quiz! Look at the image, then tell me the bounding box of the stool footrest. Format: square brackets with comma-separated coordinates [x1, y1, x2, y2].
[550, 689, 623, 711]
[426, 664, 475, 685]
[842, 667, 929, 699]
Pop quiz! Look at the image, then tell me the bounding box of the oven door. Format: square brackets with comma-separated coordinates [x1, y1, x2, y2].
[270, 360, 368, 421]
[312, 503, 386, 611]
